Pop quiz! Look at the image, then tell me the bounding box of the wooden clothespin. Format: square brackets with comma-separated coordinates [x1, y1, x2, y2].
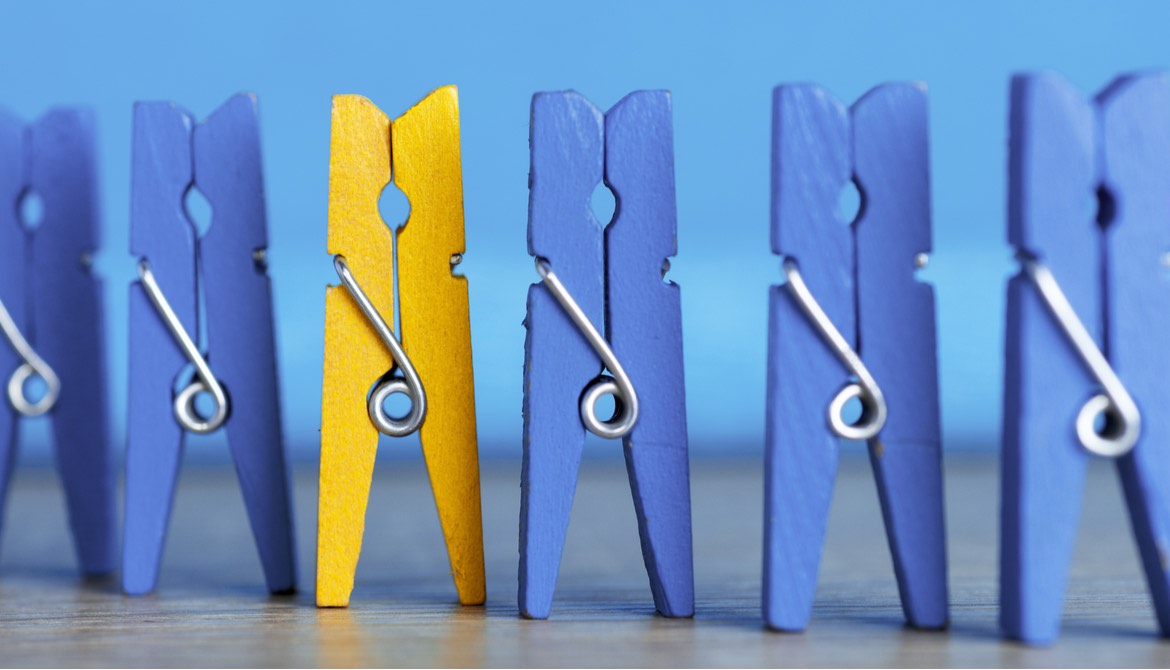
[1001, 72, 1170, 644]
[764, 83, 947, 631]
[124, 94, 296, 595]
[0, 107, 115, 577]
[317, 88, 484, 607]
[520, 90, 692, 619]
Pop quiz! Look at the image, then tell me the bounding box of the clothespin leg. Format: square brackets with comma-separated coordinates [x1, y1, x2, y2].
[867, 445, 947, 627]
[1000, 277, 1089, 644]
[414, 369, 485, 605]
[394, 87, 485, 605]
[0, 401, 16, 547]
[316, 288, 380, 606]
[852, 83, 947, 628]
[206, 276, 296, 594]
[0, 111, 19, 552]
[622, 427, 693, 617]
[25, 108, 115, 576]
[519, 287, 590, 619]
[602, 90, 694, 617]
[1102, 72, 1170, 636]
[197, 95, 297, 594]
[763, 288, 840, 631]
[43, 280, 115, 576]
[1118, 454, 1170, 634]
[123, 284, 186, 594]
[1001, 73, 1100, 644]
[318, 94, 395, 607]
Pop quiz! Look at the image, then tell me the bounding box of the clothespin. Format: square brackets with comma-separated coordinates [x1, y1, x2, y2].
[317, 88, 484, 607]
[520, 90, 693, 619]
[0, 107, 115, 576]
[124, 94, 296, 595]
[1001, 72, 1170, 644]
[764, 83, 947, 631]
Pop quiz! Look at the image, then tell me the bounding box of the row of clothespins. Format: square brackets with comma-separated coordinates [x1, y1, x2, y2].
[2, 71, 1167, 646]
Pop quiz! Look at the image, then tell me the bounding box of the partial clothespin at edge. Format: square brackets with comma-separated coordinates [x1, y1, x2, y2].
[317, 87, 484, 608]
[1001, 71, 1170, 644]
[124, 93, 296, 595]
[0, 106, 115, 577]
[764, 83, 947, 631]
[521, 90, 693, 619]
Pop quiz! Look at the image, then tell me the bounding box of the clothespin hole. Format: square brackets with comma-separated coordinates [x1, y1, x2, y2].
[836, 179, 864, 227]
[378, 182, 411, 232]
[1094, 186, 1117, 230]
[591, 183, 616, 227]
[838, 393, 864, 428]
[18, 372, 49, 408]
[380, 387, 414, 422]
[191, 389, 219, 422]
[171, 362, 217, 423]
[183, 187, 213, 237]
[17, 189, 44, 230]
[590, 391, 619, 424]
[1090, 403, 1123, 440]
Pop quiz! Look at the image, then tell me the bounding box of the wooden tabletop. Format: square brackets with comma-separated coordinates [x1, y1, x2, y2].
[0, 452, 1166, 667]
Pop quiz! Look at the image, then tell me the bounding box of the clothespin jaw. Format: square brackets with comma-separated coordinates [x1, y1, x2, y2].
[1001, 72, 1170, 644]
[0, 107, 115, 578]
[124, 94, 296, 595]
[764, 83, 946, 632]
[317, 87, 484, 608]
[520, 90, 693, 619]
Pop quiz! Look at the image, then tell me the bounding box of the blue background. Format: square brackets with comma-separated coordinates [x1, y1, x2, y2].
[0, 0, 1165, 460]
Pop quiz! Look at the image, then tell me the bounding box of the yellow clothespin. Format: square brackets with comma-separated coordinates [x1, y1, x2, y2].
[317, 87, 484, 607]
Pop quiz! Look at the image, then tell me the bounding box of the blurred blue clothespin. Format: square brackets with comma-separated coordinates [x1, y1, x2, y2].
[1001, 71, 1170, 644]
[764, 83, 947, 631]
[0, 107, 115, 578]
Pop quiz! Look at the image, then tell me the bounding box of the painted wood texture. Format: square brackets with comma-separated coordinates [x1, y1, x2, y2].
[125, 95, 295, 595]
[520, 91, 605, 620]
[196, 95, 297, 594]
[765, 83, 945, 632]
[1001, 71, 1170, 644]
[606, 92, 693, 617]
[521, 90, 692, 619]
[853, 85, 947, 629]
[318, 89, 484, 607]
[0, 108, 114, 577]
[394, 87, 484, 606]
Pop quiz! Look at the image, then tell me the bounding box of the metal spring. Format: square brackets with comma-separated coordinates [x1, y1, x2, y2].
[333, 254, 427, 438]
[1023, 258, 1140, 457]
[782, 258, 888, 441]
[0, 296, 59, 417]
[534, 258, 639, 440]
[138, 259, 229, 434]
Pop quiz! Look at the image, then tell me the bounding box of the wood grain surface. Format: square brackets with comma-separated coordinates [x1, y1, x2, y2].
[1, 454, 1168, 667]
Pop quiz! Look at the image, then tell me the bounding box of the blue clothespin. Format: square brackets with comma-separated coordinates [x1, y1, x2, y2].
[520, 90, 693, 619]
[1001, 72, 1170, 644]
[0, 107, 115, 577]
[764, 83, 947, 631]
[123, 94, 296, 595]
